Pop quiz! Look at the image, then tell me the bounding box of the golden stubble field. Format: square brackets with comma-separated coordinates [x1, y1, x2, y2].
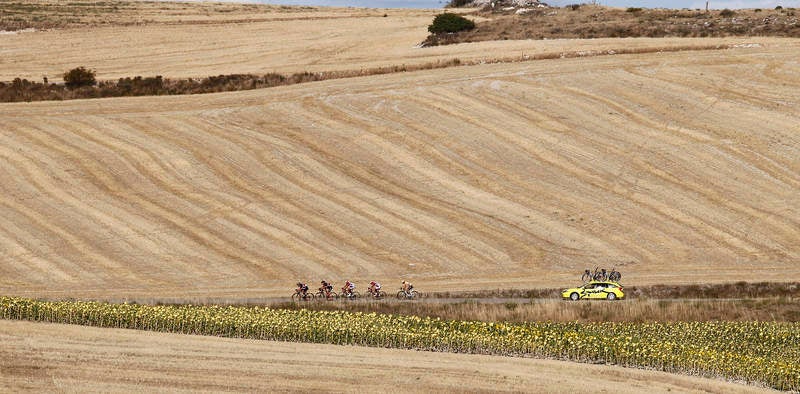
[1, 41, 799, 299]
[1, 2, 799, 392]
[0, 3, 790, 82]
[0, 2, 798, 301]
[0, 319, 776, 393]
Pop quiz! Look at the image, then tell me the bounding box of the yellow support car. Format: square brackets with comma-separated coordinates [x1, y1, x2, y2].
[561, 281, 625, 301]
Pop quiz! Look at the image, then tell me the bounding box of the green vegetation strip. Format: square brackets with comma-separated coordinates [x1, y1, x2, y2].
[1, 297, 798, 390]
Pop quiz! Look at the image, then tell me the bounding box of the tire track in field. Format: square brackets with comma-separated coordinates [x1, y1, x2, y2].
[0, 43, 798, 297]
[285, 97, 525, 272]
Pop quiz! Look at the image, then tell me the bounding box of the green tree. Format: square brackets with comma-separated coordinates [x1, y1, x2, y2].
[428, 13, 475, 34]
[63, 66, 97, 89]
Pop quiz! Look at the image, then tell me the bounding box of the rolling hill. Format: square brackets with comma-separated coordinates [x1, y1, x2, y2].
[1, 39, 798, 299]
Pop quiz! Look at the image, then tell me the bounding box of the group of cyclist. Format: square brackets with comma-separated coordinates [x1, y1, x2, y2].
[294, 280, 414, 299]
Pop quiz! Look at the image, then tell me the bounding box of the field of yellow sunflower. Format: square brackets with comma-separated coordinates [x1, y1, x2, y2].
[1, 296, 797, 390]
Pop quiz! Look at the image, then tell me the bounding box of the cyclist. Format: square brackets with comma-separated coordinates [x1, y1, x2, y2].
[319, 280, 332, 298]
[368, 281, 381, 297]
[296, 282, 309, 298]
[401, 280, 413, 294]
[342, 280, 355, 297]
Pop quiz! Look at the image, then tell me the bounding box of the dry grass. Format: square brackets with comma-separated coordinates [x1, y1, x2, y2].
[426, 4, 800, 46]
[106, 282, 800, 323]
[431, 281, 800, 299]
[270, 297, 800, 323]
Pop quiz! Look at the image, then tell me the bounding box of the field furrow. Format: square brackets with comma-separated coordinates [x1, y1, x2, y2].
[1, 41, 799, 298]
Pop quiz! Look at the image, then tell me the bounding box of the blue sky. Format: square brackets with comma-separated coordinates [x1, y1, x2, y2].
[250, 0, 800, 8]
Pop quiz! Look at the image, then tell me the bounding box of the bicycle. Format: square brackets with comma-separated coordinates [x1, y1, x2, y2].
[367, 289, 386, 299]
[583, 267, 603, 282]
[608, 267, 622, 282]
[396, 288, 418, 300]
[581, 268, 594, 282]
[582, 267, 611, 282]
[341, 289, 359, 300]
[315, 289, 338, 300]
[291, 291, 315, 301]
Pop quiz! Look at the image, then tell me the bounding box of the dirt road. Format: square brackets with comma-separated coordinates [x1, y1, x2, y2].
[0, 319, 775, 393]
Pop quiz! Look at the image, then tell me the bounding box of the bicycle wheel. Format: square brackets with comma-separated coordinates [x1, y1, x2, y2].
[376, 290, 386, 299]
[581, 273, 591, 282]
[291, 293, 300, 301]
[409, 290, 418, 299]
[327, 292, 338, 300]
[397, 290, 406, 300]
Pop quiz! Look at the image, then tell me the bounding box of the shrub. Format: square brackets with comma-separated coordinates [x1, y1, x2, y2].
[567, 4, 581, 11]
[110, 75, 164, 96]
[428, 13, 475, 34]
[445, 0, 471, 7]
[626, 7, 643, 13]
[775, 5, 783, 10]
[63, 66, 96, 89]
[719, 8, 736, 17]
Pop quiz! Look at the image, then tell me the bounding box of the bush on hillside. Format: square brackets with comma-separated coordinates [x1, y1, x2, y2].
[63, 66, 96, 89]
[719, 8, 736, 17]
[445, 0, 472, 7]
[428, 13, 475, 34]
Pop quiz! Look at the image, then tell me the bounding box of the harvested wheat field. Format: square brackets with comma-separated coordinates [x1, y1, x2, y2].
[2, 2, 799, 393]
[1, 4, 792, 83]
[1, 37, 799, 299]
[0, 319, 775, 393]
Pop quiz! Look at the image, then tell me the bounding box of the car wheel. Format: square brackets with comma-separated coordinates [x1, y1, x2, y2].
[606, 292, 617, 301]
[570, 292, 579, 301]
